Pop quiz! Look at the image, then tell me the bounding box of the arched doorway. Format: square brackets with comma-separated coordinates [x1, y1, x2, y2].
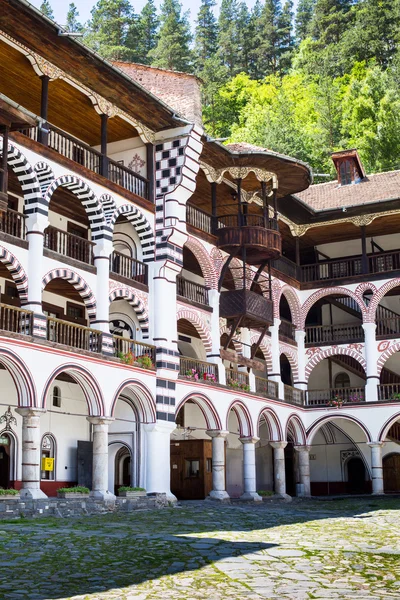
[285, 436, 296, 496]
[383, 454, 400, 492]
[111, 445, 132, 494]
[346, 457, 366, 494]
[0, 432, 12, 489]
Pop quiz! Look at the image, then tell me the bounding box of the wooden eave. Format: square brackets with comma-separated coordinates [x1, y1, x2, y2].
[0, 95, 41, 129]
[1, 0, 183, 132]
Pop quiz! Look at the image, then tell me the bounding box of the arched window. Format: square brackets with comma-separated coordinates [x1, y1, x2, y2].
[52, 386, 61, 408]
[334, 372, 350, 388]
[41, 434, 56, 481]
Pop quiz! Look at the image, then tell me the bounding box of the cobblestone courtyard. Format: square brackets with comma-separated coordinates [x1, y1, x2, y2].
[1, 498, 400, 600]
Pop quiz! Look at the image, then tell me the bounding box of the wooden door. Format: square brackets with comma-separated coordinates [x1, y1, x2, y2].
[0, 445, 10, 489]
[383, 454, 400, 492]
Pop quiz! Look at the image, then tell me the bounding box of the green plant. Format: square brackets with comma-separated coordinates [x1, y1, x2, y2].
[137, 355, 154, 369]
[118, 351, 135, 365]
[390, 393, 400, 401]
[118, 486, 146, 492]
[0, 488, 19, 496]
[227, 379, 250, 392]
[57, 486, 90, 494]
[257, 490, 274, 497]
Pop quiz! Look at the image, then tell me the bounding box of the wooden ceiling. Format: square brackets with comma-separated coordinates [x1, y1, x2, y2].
[44, 278, 85, 304]
[178, 319, 201, 339]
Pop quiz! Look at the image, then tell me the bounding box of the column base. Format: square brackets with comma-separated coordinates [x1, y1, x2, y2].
[240, 491, 262, 502]
[371, 490, 384, 496]
[90, 490, 116, 503]
[165, 492, 178, 504]
[208, 490, 230, 502]
[20, 488, 48, 500]
[273, 493, 292, 502]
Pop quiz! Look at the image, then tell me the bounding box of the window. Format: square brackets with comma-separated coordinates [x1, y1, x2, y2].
[334, 372, 350, 388]
[185, 459, 200, 478]
[339, 160, 352, 185]
[41, 434, 56, 481]
[52, 386, 61, 408]
[66, 302, 85, 325]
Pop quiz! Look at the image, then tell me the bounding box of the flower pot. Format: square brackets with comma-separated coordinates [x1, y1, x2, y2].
[118, 491, 147, 498]
[0, 494, 20, 500]
[57, 492, 89, 499]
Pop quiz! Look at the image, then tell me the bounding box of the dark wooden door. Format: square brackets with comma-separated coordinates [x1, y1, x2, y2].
[0, 445, 10, 489]
[285, 442, 296, 496]
[383, 454, 400, 492]
[347, 458, 366, 493]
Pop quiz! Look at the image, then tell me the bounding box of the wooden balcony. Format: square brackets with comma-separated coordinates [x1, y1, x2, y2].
[284, 384, 305, 405]
[186, 204, 214, 235]
[378, 383, 400, 402]
[226, 368, 250, 391]
[305, 323, 364, 346]
[177, 276, 209, 306]
[279, 318, 296, 342]
[44, 226, 94, 265]
[216, 214, 281, 264]
[110, 251, 148, 285]
[306, 387, 365, 406]
[0, 304, 32, 335]
[179, 356, 218, 383]
[255, 376, 279, 399]
[376, 316, 400, 339]
[47, 317, 102, 352]
[0, 209, 26, 240]
[113, 335, 156, 369]
[220, 289, 273, 328]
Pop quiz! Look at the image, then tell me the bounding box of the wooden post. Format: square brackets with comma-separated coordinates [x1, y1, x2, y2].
[295, 237, 301, 266]
[39, 75, 50, 146]
[0, 125, 9, 210]
[272, 189, 278, 221]
[261, 181, 268, 227]
[237, 178, 242, 226]
[211, 182, 217, 234]
[100, 114, 109, 178]
[146, 143, 155, 203]
[361, 225, 369, 274]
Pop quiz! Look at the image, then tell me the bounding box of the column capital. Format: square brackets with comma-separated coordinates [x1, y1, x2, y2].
[206, 429, 229, 439]
[240, 436, 260, 445]
[270, 441, 287, 449]
[87, 416, 114, 426]
[15, 407, 46, 418]
[294, 445, 311, 453]
[294, 329, 306, 341]
[144, 420, 177, 434]
[362, 322, 377, 333]
[367, 441, 385, 449]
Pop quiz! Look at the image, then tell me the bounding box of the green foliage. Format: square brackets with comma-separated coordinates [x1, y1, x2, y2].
[118, 486, 146, 492]
[0, 488, 19, 496]
[66, 3, 83, 33]
[126, 0, 159, 64]
[85, 0, 135, 60]
[194, 0, 218, 72]
[57, 486, 90, 494]
[149, 0, 192, 72]
[39, 0, 54, 19]
[257, 490, 274, 496]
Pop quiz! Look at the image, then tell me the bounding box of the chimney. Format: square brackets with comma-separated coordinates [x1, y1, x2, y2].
[331, 149, 366, 186]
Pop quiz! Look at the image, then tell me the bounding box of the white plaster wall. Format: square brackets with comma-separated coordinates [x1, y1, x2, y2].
[307, 359, 365, 390]
[226, 410, 243, 497]
[93, 137, 147, 179]
[255, 421, 274, 491]
[316, 232, 400, 259]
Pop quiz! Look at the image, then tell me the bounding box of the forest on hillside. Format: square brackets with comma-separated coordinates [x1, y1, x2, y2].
[39, 0, 400, 180]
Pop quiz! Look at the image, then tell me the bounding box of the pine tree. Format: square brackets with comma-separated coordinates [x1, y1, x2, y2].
[66, 3, 83, 33]
[311, 0, 354, 46]
[194, 0, 218, 73]
[149, 0, 193, 72]
[295, 0, 315, 43]
[279, 1, 294, 72]
[248, 0, 263, 79]
[126, 0, 159, 64]
[237, 2, 252, 73]
[218, 0, 240, 77]
[39, 0, 54, 19]
[85, 0, 134, 60]
[255, 0, 282, 76]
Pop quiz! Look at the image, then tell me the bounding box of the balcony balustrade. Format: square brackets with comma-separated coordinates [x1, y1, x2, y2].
[186, 204, 214, 235]
[378, 383, 400, 402]
[0, 209, 26, 240]
[113, 335, 156, 369]
[44, 226, 94, 265]
[179, 356, 218, 383]
[305, 323, 364, 346]
[216, 214, 281, 264]
[279, 319, 296, 342]
[110, 251, 148, 285]
[226, 368, 250, 391]
[284, 384, 305, 405]
[47, 317, 102, 352]
[255, 376, 279, 399]
[306, 386, 365, 406]
[0, 304, 32, 335]
[177, 276, 209, 306]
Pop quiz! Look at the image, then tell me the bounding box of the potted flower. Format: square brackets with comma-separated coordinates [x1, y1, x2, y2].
[57, 486, 90, 499]
[118, 486, 146, 498]
[0, 488, 19, 500]
[118, 351, 135, 365]
[327, 396, 343, 409]
[136, 355, 154, 370]
[203, 372, 217, 384]
[185, 368, 200, 381]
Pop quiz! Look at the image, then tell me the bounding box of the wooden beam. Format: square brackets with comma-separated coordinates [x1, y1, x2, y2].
[39, 75, 49, 145]
[146, 143, 154, 203]
[0, 125, 9, 210]
[100, 113, 108, 177]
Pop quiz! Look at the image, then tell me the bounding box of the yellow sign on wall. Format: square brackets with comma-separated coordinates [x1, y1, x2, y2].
[41, 457, 54, 471]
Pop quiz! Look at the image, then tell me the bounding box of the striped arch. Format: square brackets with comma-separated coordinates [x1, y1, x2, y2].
[107, 204, 155, 262]
[300, 287, 367, 329]
[275, 285, 301, 329]
[377, 342, 400, 375]
[219, 324, 242, 354]
[367, 278, 400, 322]
[0, 138, 43, 215]
[0, 348, 36, 408]
[34, 161, 54, 194]
[258, 406, 283, 441]
[109, 288, 149, 338]
[177, 309, 212, 354]
[286, 414, 306, 445]
[280, 345, 299, 381]
[307, 414, 372, 445]
[250, 333, 272, 373]
[379, 412, 400, 442]
[111, 379, 156, 423]
[42, 269, 96, 322]
[185, 236, 218, 290]
[227, 400, 253, 437]
[41, 364, 104, 416]
[100, 193, 117, 218]
[305, 346, 366, 381]
[176, 392, 222, 430]
[44, 175, 107, 241]
[0, 245, 28, 304]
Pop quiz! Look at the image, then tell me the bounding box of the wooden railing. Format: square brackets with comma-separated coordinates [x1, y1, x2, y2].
[108, 158, 148, 199]
[186, 204, 213, 234]
[271, 255, 300, 280]
[305, 323, 364, 345]
[0, 304, 32, 335]
[48, 125, 102, 173]
[217, 213, 279, 230]
[0, 209, 25, 239]
[113, 335, 156, 368]
[226, 368, 250, 391]
[378, 383, 400, 402]
[179, 356, 218, 382]
[255, 376, 279, 399]
[110, 251, 148, 285]
[306, 386, 365, 406]
[279, 318, 296, 341]
[177, 276, 209, 305]
[302, 256, 363, 282]
[284, 384, 305, 405]
[47, 317, 102, 352]
[44, 226, 94, 265]
[369, 249, 400, 273]
[376, 316, 400, 338]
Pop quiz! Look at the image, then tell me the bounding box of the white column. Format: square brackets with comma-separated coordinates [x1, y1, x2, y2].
[363, 323, 379, 402]
[269, 318, 284, 398]
[240, 437, 262, 501]
[93, 240, 113, 333]
[270, 441, 288, 497]
[87, 417, 115, 502]
[207, 430, 230, 501]
[15, 408, 47, 499]
[294, 330, 307, 391]
[368, 442, 385, 495]
[25, 214, 47, 313]
[152, 266, 180, 379]
[207, 288, 226, 385]
[294, 445, 311, 497]
[144, 421, 177, 501]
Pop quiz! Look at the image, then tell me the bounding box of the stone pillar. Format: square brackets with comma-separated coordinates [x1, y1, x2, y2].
[294, 445, 311, 497]
[87, 417, 115, 502]
[240, 437, 262, 501]
[152, 264, 180, 379]
[363, 323, 379, 402]
[144, 421, 177, 501]
[294, 330, 307, 391]
[368, 442, 385, 495]
[26, 214, 47, 312]
[207, 288, 226, 385]
[270, 441, 288, 497]
[15, 408, 47, 499]
[269, 318, 284, 398]
[93, 240, 113, 334]
[206, 430, 230, 501]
